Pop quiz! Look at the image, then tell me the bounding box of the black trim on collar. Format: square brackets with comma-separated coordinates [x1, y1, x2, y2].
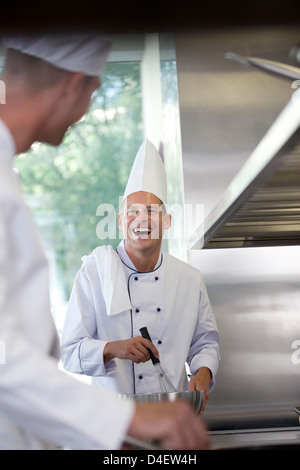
[116, 248, 163, 274]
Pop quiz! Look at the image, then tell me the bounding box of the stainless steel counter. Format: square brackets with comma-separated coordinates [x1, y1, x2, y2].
[210, 427, 300, 450]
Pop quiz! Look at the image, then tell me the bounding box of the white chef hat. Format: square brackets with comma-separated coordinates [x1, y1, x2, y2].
[3, 33, 112, 77]
[123, 139, 168, 205]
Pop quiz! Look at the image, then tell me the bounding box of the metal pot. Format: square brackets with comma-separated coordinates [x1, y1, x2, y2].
[120, 390, 204, 415]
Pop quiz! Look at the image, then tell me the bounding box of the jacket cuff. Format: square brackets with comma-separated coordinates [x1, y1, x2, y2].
[189, 351, 220, 391]
[79, 338, 117, 376]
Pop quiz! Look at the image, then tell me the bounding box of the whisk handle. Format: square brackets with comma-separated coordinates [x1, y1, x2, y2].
[139, 327, 160, 365]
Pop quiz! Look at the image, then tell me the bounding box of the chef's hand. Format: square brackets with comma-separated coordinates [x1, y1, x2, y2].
[188, 367, 212, 415]
[103, 336, 159, 364]
[126, 401, 211, 450]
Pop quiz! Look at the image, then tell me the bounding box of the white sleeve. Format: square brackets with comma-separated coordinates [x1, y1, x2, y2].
[187, 277, 220, 390]
[0, 203, 134, 450]
[61, 267, 116, 377]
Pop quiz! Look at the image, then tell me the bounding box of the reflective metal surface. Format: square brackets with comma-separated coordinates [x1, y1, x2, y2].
[224, 52, 300, 81]
[176, 27, 300, 243]
[176, 27, 300, 433]
[189, 113, 300, 250]
[188, 246, 300, 430]
[188, 48, 300, 250]
[120, 390, 204, 415]
[210, 427, 300, 450]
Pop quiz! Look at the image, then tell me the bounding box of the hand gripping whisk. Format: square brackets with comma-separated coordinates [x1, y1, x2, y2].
[140, 327, 177, 393]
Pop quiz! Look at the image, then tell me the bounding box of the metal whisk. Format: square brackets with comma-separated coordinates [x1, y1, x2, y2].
[140, 327, 177, 393]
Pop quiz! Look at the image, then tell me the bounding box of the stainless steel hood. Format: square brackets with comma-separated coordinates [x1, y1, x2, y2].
[189, 72, 300, 250]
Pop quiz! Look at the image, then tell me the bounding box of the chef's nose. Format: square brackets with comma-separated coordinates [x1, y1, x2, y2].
[136, 207, 149, 220]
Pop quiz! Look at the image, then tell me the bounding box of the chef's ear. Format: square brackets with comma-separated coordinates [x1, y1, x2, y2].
[118, 213, 123, 230]
[59, 72, 85, 100]
[163, 213, 171, 230]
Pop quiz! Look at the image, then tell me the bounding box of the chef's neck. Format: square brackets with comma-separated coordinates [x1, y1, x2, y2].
[124, 242, 161, 273]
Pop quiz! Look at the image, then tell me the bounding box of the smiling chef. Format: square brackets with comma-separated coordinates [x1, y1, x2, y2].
[61, 140, 220, 413]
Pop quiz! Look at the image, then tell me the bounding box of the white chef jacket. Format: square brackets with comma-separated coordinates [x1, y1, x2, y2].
[61, 240, 220, 395]
[0, 119, 134, 450]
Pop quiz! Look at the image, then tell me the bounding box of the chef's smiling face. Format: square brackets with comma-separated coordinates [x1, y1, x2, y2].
[118, 191, 171, 255]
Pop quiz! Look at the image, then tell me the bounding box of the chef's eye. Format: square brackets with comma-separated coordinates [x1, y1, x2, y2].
[127, 208, 140, 217]
[127, 209, 136, 216]
[148, 207, 159, 215]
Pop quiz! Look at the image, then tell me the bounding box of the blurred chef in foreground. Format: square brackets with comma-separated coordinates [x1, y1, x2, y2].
[61, 140, 220, 413]
[0, 33, 210, 450]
